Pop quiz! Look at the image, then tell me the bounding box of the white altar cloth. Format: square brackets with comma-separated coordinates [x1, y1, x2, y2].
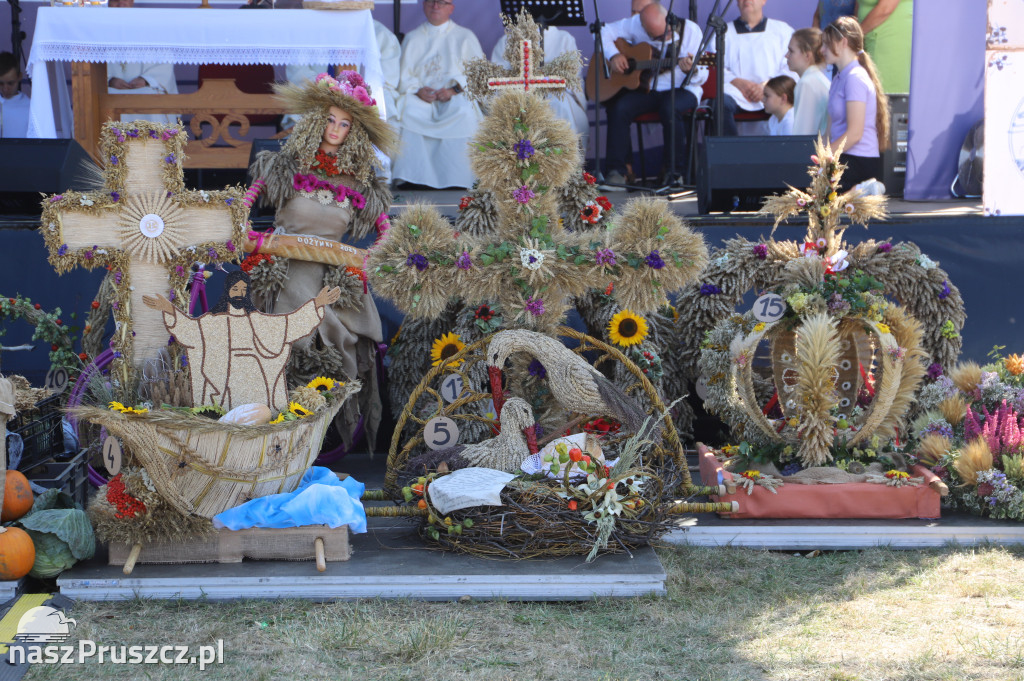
[26, 7, 383, 138]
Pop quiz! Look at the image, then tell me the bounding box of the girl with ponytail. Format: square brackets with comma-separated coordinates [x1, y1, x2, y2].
[822, 16, 890, 192]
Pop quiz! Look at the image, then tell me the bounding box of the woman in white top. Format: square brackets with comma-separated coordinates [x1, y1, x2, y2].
[764, 76, 795, 135]
[786, 27, 830, 136]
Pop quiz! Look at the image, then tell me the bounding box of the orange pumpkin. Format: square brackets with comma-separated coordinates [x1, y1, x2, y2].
[0, 526, 36, 580]
[1, 471, 34, 522]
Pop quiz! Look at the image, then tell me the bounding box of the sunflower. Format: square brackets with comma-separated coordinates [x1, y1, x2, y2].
[307, 376, 337, 392]
[608, 310, 649, 348]
[191, 404, 225, 419]
[269, 413, 286, 425]
[108, 401, 127, 412]
[122, 406, 149, 415]
[430, 332, 465, 367]
[288, 402, 313, 418]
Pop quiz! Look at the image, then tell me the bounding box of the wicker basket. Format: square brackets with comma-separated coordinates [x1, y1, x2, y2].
[74, 383, 357, 518]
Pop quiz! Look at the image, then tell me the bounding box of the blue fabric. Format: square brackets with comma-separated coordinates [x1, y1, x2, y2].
[213, 467, 367, 533]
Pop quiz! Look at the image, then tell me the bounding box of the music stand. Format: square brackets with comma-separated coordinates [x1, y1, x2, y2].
[498, 0, 586, 27]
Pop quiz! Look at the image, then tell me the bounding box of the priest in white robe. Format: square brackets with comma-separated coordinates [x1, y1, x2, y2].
[392, 0, 485, 189]
[491, 26, 589, 152]
[714, 0, 795, 135]
[106, 0, 179, 125]
[0, 52, 29, 138]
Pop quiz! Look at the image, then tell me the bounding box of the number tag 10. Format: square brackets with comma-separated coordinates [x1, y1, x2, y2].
[753, 293, 786, 323]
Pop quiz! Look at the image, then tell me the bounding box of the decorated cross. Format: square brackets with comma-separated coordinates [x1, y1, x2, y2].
[487, 40, 567, 94]
[41, 121, 247, 391]
[367, 199, 708, 334]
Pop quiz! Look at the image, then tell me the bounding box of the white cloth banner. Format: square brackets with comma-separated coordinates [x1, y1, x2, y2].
[26, 7, 383, 138]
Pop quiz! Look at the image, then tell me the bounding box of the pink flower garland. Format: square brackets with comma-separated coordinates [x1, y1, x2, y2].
[292, 173, 367, 210]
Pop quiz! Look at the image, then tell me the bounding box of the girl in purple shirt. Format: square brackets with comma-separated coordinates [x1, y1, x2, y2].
[822, 17, 891, 192]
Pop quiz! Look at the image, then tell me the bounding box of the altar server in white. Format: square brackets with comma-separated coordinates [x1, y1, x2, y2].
[491, 25, 589, 151]
[392, 0, 485, 189]
[0, 52, 30, 138]
[106, 0, 179, 125]
[715, 0, 795, 135]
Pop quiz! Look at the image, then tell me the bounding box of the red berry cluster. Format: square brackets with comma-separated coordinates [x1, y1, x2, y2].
[106, 473, 147, 519]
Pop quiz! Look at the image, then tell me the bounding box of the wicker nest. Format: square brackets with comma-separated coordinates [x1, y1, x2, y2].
[379, 328, 730, 560]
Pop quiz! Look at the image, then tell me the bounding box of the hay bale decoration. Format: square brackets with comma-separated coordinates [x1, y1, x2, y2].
[40, 120, 248, 398]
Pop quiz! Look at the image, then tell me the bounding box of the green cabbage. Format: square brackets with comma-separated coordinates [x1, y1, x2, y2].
[18, 490, 96, 578]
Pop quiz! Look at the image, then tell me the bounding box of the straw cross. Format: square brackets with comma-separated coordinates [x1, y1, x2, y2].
[487, 39, 568, 94]
[41, 121, 246, 384]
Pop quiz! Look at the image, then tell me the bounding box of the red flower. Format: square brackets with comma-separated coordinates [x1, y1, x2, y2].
[33, 303, 41, 310]
[474, 304, 494, 321]
[568, 448, 583, 463]
[240, 253, 272, 273]
[458, 196, 474, 210]
[580, 204, 601, 224]
[583, 171, 596, 185]
[604, 282, 614, 296]
[568, 500, 578, 511]
[596, 195, 612, 211]
[79, 352, 88, 361]
[978, 482, 995, 498]
[55, 319, 62, 326]
[8, 298, 15, 304]
[50, 344, 58, 351]
[312, 150, 341, 176]
[91, 301, 100, 309]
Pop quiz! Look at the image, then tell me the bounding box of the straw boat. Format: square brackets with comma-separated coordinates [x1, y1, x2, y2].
[74, 382, 358, 518]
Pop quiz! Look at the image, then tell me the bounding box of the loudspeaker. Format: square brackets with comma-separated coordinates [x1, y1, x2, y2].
[697, 135, 817, 214]
[882, 94, 908, 198]
[0, 139, 98, 217]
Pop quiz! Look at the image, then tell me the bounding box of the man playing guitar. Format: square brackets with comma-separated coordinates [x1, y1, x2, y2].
[598, 2, 707, 185]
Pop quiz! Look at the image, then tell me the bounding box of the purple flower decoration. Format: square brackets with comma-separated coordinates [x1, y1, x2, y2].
[112, 128, 124, 141]
[525, 296, 545, 317]
[939, 280, 951, 300]
[110, 155, 119, 166]
[528, 359, 547, 379]
[114, 271, 123, 284]
[168, 335, 176, 345]
[927, 363, 944, 380]
[208, 248, 218, 259]
[877, 242, 892, 253]
[127, 129, 139, 138]
[780, 462, 803, 477]
[406, 253, 429, 271]
[50, 195, 63, 202]
[226, 241, 236, 253]
[645, 250, 665, 270]
[161, 129, 178, 140]
[57, 244, 69, 256]
[166, 191, 173, 199]
[111, 301, 119, 310]
[168, 291, 176, 301]
[84, 250, 94, 260]
[513, 139, 535, 160]
[699, 283, 721, 296]
[753, 243, 768, 260]
[595, 248, 617, 266]
[165, 154, 176, 164]
[513, 185, 536, 205]
[175, 265, 186, 276]
[149, 130, 158, 139]
[456, 251, 472, 270]
[225, 197, 234, 206]
[110, 191, 120, 202]
[113, 351, 122, 358]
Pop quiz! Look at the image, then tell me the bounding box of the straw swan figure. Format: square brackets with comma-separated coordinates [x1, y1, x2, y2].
[405, 397, 536, 474]
[486, 330, 653, 437]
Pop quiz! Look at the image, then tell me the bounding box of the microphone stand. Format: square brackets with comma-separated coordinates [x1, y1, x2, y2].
[588, 0, 608, 183]
[8, 0, 26, 71]
[653, 0, 687, 193]
[682, 0, 733, 137]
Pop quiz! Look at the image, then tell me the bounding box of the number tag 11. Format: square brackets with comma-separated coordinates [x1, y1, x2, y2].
[753, 293, 786, 323]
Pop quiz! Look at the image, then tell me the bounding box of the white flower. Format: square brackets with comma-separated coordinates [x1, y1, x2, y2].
[79, 197, 94, 206]
[519, 247, 545, 271]
[315, 189, 334, 206]
[917, 254, 938, 269]
[200, 191, 211, 203]
[714, 253, 730, 266]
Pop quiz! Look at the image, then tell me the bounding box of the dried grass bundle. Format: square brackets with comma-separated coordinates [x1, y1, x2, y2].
[874, 306, 927, 440]
[939, 395, 968, 426]
[949, 361, 983, 395]
[610, 197, 709, 312]
[795, 313, 840, 466]
[917, 433, 952, 467]
[954, 438, 993, 487]
[366, 204, 457, 318]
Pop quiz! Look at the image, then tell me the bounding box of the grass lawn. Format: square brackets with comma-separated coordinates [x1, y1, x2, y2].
[22, 544, 1024, 681]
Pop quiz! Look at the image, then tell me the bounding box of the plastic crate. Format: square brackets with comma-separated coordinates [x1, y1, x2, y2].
[24, 449, 89, 511]
[7, 394, 65, 469]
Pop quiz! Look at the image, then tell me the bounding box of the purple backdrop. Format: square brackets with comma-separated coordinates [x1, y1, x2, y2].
[903, 0, 985, 201]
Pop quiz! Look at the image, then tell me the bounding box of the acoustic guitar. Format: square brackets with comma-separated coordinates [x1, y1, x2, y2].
[585, 38, 715, 103]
